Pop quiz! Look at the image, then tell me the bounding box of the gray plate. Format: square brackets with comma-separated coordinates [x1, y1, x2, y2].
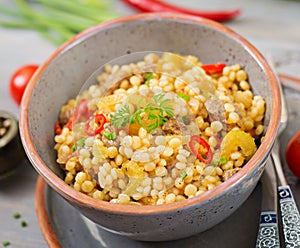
[37, 75, 300, 248]
[42, 180, 261, 248]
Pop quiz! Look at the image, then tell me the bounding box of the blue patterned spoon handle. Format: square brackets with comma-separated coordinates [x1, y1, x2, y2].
[278, 185, 300, 247]
[256, 211, 280, 248]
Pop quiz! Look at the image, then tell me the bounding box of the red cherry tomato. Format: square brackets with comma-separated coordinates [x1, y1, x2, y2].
[285, 131, 300, 178]
[9, 64, 39, 105]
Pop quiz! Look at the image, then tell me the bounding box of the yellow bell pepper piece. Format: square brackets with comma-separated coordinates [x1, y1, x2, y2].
[220, 130, 256, 160]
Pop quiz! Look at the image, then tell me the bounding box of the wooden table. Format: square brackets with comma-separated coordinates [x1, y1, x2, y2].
[0, 0, 299, 247]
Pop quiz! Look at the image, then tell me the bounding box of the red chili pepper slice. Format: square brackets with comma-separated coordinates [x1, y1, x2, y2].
[66, 116, 74, 131]
[85, 114, 106, 136]
[122, 0, 241, 22]
[189, 135, 213, 164]
[55, 121, 62, 135]
[201, 63, 226, 75]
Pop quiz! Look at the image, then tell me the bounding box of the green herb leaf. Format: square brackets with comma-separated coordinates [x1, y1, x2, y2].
[110, 93, 174, 132]
[21, 221, 27, 227]
[219, 156, 227, 165]
[110, 105, 132, 128]
[13, 213, 21, 219]
[177, 92, 190, 101]
[144, 72, 153, 86]
[211, 157, 227, 167]
[181, 171, 187, 180]
[103, 131, 117, 140]
[76, 138, 85, 147]
[182, 115, 189, 124]
[2, 241, 10, 247]
[72, 144, 77, 151]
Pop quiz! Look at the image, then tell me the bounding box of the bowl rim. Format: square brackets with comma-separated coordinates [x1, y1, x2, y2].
[20, 12, 281, 214]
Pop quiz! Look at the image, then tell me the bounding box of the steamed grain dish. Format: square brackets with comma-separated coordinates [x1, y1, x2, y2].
[54, 53, 265, 205]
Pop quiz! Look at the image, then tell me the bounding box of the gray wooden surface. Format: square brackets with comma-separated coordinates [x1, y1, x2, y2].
[0, 0, 300, 247]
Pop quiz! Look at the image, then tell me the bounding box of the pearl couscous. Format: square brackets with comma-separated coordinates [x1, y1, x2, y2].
[54, 53, 265, 205]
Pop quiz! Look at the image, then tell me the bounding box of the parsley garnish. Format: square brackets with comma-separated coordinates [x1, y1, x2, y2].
[13, 213, 21, 219]
[21, 221, 27, 227]
[76, 138, 86, 147]
[2, 241, 10, 247]
[104, 131, 117, 140]
[219, 156, 227, 165]
[143, 93, 174, 132]
[181, 171, 187, 180]
[144, 72, 153, 86]
[211, 157, 227, 167]
[72, 144, 77, 151]
[177, 92, 190, 101]
[72, 138, 86, 151]
[182, 115, 189, 124]
[110, 93, 174, 132]
[110, 105, 133, 128]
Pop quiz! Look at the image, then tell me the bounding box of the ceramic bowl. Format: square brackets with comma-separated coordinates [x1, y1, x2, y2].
[20, 13, 281, 241]
[0, 110, 25, 178]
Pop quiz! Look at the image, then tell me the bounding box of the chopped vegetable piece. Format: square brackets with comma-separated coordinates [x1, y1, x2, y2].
[177, 92, 190, 101]
[201, 63, 226, 75]
[181, 171, 187, 180]
[285, 131, 300, 178]
[122, 161, 144, 196]
[219, 157, 227, 165]
[144, 72, 153, 86]
[189, 135, 212, 164]
[104, 131, 117, 140]
[72, 144, 77, 151]
[55, 121, 62, 135]
[182, 115, 189, 124]
[21, 221, 27, 227]
[220, 130, 256, 160]
[76, 138, 86, 147]
[2, 241, 10, 247]
[85, 114, 106, 136]
[66, 116, 73, 131]
[97, 93, 127, 111]
[13, 213, 21, 219]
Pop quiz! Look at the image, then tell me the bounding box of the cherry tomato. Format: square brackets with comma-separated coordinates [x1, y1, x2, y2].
[9, 64, 39, 105]
[285, 131, 300, 178]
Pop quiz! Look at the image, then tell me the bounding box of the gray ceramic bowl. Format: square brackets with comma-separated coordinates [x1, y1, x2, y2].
[20, 13, 281, 242]
[0, 110, 25, 178]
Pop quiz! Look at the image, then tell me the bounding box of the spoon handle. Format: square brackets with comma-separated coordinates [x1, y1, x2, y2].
[256, 211, 280, 248]
[278, 185, 300, 247]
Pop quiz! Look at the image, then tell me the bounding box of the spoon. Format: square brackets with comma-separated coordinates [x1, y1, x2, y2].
[271, 72, 300, 247]
[256, 159, 280, 248]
